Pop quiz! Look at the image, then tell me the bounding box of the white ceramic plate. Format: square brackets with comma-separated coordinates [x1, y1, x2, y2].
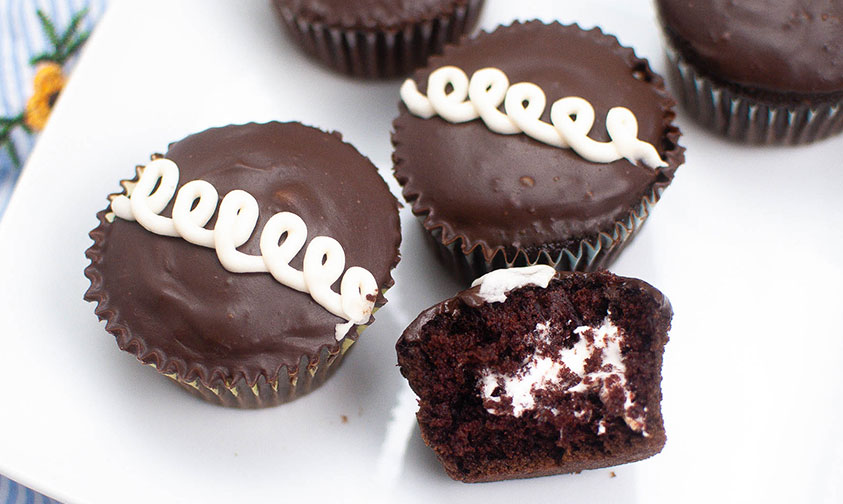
[1, 0, 842, 502]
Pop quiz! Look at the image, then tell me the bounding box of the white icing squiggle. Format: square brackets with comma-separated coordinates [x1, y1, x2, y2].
[110, 158, 379, 340]
[400, 66, 667, 169]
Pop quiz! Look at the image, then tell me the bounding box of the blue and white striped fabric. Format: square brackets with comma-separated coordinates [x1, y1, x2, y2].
[0, 0, 107, 220]
[0, 475, 59, 504]
[1, 2, 107, 501]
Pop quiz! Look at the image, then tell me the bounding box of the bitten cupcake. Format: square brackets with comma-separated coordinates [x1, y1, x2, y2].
[397, 266, 672, 482]
[84, 122, 401, 408]
[271, 0, 485, 78]
[392, 21, 684, 283]
[656, 0, 843, 144]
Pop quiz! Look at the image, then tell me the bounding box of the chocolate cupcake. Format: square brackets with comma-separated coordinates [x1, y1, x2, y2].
[84, 122, 401, 408]
[392, 21, 684, 283]
[656, 0, 843, 144]
[272, 0, 485, 78]
[397, 266, 672, 482]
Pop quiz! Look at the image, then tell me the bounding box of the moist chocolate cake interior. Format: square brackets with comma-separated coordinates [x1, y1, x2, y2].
[397, 272, 670, 482]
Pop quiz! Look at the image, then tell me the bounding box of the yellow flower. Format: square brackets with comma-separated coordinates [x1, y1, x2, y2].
[24, 62, 66, 131]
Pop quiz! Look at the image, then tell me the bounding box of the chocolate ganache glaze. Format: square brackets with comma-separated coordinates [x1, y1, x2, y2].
[393, 22, 684, 265]
[656, 0, 843, 96]
[85, 122, 401, 389]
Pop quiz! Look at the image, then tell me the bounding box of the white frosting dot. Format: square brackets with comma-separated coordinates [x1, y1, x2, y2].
[470, 265, 557, 304]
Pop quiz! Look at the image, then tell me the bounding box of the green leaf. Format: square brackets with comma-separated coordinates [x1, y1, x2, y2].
[0, 113, 24, 129]
[29, 52, 56, 65]
[4, 140, 21, 169]
[36, 9, 61, 47]
[0, 114, 26, 167]
[59, 8, 89, 49]
[63, 32, 91, 61]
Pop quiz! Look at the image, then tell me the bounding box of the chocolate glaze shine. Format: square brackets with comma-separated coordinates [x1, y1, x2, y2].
[657, 0, 843, 95]
[85, 123, 401, 387]
[393, 22, 683, 263]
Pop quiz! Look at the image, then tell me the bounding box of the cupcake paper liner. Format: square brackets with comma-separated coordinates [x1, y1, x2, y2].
[422, 188, 662, 285]
[273, 0, 484, 78]
[665, 44, 843, 144]
[163, 323, 369, 408]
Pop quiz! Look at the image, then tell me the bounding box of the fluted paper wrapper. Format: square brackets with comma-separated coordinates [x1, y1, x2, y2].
[665, 45, 843, 144]
[422, 189, 663, 285]
[272, 0, 484, 78]
[163, 325, 369, 408]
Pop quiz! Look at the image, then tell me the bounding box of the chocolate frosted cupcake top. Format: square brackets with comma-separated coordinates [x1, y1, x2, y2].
[393, 21, 683, 263]
[277, 0, 472, 29]
[656, 0, 843, 95]
[84, 122, 401, 387]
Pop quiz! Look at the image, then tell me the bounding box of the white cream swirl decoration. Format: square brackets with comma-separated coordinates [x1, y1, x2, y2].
[109, 158, 379, 340]
[400, 66, 667, 169]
